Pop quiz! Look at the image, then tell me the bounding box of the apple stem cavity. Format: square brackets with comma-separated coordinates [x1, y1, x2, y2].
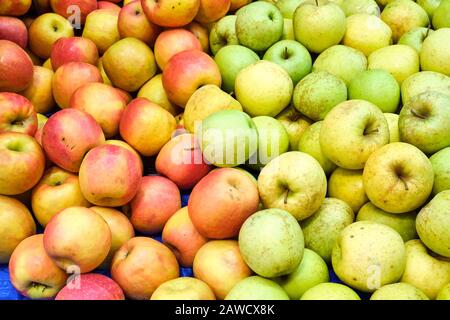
[410, 108, 428, 120]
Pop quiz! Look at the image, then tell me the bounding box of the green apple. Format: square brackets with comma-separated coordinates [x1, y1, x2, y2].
[312, 45, 367, 85]
[342, 0, 380, 16]
[238, 208, 304, 277]
[399, 91, 450, 154]
[235, 2, 283, 52]
[297, 121, 337, 175]
[276, 106, 312, 150]
[263, 40, 312, 85]
[384, 113, 400, 143]
[281, 18, 295, 40]
[209, 15, 238, 56]
[293, 71, 347, 121]
[417, 0, 442, 18]
[401, 71, 450, 104]
[357, 202, 417, 242]
[199, 109, 258, 167]
[420, 28, 450, 76]
[257, 152, 327, 220]
[430, 147, 450, 195]
[416, 190, 450, 258]
[320, 100, 389, 170]
[214, 45, 260, 94]
[332, 221, 406, 292]
[235, 60, 293, 117]
[275, 248, 329, 300]
[433, 0, 450, 29]
[437, 283, 450, 300]
[276, 0, 308, 18]
[225, 276, 289, 300]
[348, 69, 399, 113]
[401, 239, 450, 299]
[301, 283, 361, 300]
[398, 27, 433, 53]
[328, 168, 368, 213]
[300, 198, 354, 263]
[293, 0, 346, 53]
[370, 283, 429, 300]
[363, 142, 434, 213]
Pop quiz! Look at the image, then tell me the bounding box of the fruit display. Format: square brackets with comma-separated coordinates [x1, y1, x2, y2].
[0, 0, 449, 302]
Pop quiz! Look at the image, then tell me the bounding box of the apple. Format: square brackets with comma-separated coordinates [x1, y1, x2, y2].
[417, 0, 442, 17]
[301, 283, 361, 300]
[34, 113, 48, 146]
[420, 28, 450, 76]
[312, 45, 367, 86]
[151, 277, 215, 300]
[195, 0, 230, 24]
[276, 0, 307, 19]
[433, 0, 450, 29]
[263, 40, 312, 85]
[137, 74, 180, 116]
[0, 0, 32, 15]
[229, 0, 250, 11]
[276, 106, 312, 150]
[363, 142, 434, 213]
[98, 1, 121, 11]
[0, 40, 34, 92]
[55, 273, 124, 300]
[154, 29, 202, 70]
[0, 93, 37, 136]
[162, 49, 222, 107]
[0, 17, 28, 49]
[370, 283, 429, 300]
[111, 237, 179, 299]
[342, 0, 380, 16]
[193, 240, 252, 300]
[0, 195, 36, 263]
[225, 276, 289, 300]
[50, 37, 99, 70]
[141, 0, 200, 27]
[9, 234, 67, 299]
[82, 9, 120, 54]
[209, 15, 238, 55]
[293, 0, 346, 54]
[399, 91, 450, 154]
[42, 58, 53, 70]
[437, 283, 450, 300]
[20, 66, 55, 114]
[28, 13, 74, 59]
[50, 0, 97, 24]
[328, 167, 368, 213]
[401, 239, 450, 299]
[398, 27, 433, 53]
[401, 71, 450, 104]
[0, 132, 45, 195]
[430, 147, 450, 195]
[103, 139, 141, 161]
[42, 109, 105, 172]
[186, 21, 210, 52]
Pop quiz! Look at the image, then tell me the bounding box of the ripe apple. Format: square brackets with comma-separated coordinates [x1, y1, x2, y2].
[0, 17, 28, 48]
[437, 283, 450, 300]
[420, 28, 450, 76]
[50, 36, 99, 70]
[229, 0, 250, 11]
[82, 9, 120, 54]
[193, 240, 252, 300]
[430, 147, 450, 195]
[401, 71, 450, 105]
[0, 195, 36, 263]
[98, 1, 121, 11]
[226, 276, 289, 300]
[0, 93, 37, 136]
[186, 21, 209, 52]
[56, 273, 124, 300]
[20, 66, 55, 114]
[328, 167, 368, 213]
[341, 0, 380, 16]
[0, 40, 34, 92]
[0, 0, 32, 15]
[0, 132, 45, 195]
[42, 109, 105, 172]
[50, 0, 97, 24]
[301, 283, 361, 300]
[209, 15, 238, 55]
[111, 237, 179, 299]
[103, 139, 141, 162]
[276, 106, 312, 150]
[398, 27, 433, 53]
[195, 0, 230, 23]
[141, 0, 200, 27]
[432, 0, 450, 29]
[9, 235, 67, 299]
[151, 277, 215, 300]
[370, 283, 429, 300]
[138, 75, 180, 116]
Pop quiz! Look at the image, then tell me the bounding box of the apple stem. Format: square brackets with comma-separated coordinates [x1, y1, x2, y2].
[399, 176, 409, 191]
[425, 24, 431, 37]
[284, 189, 289, 204]
[284, 47, 289, 59]
[184, 147, 198, 151]
[410, 108, 427, 120]
[315, 0, 318, 5]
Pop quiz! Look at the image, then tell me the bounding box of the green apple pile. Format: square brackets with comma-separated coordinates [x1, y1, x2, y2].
[0, 0, 450, 301]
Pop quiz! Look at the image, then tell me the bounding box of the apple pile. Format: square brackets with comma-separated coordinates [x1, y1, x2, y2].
[0, 0, 450, 301]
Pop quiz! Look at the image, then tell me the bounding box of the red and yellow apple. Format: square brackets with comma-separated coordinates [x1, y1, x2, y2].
[0, 40, 34, 92]
[97, 0, 121, 11]
[195, 0, 230, 24]
[50, 36, 99, 70]
[20, 66, 55, 114]
[0, 93, 37, 136]
[0, 0, 32, 16]
[34, 113, 48, 146]
[50, 0, 97, 24]
[0, 16, 28, 48]
[142, 0, 200, 27]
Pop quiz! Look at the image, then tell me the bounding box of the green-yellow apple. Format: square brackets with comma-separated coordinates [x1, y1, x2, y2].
[368, 45, 419, 84]
[138, 74, 180, 116]
[417, 0, 442, 17]
[301, 283, 361, 300]
[0, 92, 37, 136]
[276, 106, 312, 150]
[258, 152, 327, 220]
[342, 0, 380, 16]
[235, 60, 293, 117]
[82, 9, 120, 54]
[20, 66, 55, 114]
[0, 16, 28, 49]
[236, 2, 283, 52]
[401, 239, 450, 299]
[293, 0, 346, 53]
[320, 100, 389, 169]
[370, 283, 429, 300]
[0, 40, 34, 92]
[343, 14, 392, 57]
[195, 0, 230, 24]
[357, 202, 417, 242]
[300, 198, 354, 263]
[312, 45, 367, 85]
[432, 0, 450, 29]
[363, 142, 434, 213]
[430, 147, 450, 195]
[0, 0, 32, 16]
[293, 71, 347, 121]
[416, 190, 450, 257]
[225, 276, 289, 300]
[214, 45, 260, 94]
[328, 167, 368, 213]
[276, 0, 308, 18]
[275, 248, 329, 299]
[398, 27, 433, 53]
[332, 221, 406, 292]
[437, 283, 450, 300]
[348, 69, 400, 113]
[238, 208, 304, 277]
[399, 91, 450, 154]
[401, 71, 450, 104]
[420, 28, 450, 76]
[281, 18, 295, 40]
[50, 0, 97, 24]
[141, 0, 200, 27]
[151, 277, 215, 300]
[209, 15, 238, 55]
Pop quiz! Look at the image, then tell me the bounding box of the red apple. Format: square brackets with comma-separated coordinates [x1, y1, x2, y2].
[111, 237, 179, 299]
[0, 17, 28, 48]
[0, 0, 32, 16]
[0, 93, 37, 136]
[20, 66, 55, 114]
[162, 49, 221, 107]
[51, 36, 99, 70]
[0, 40, 34, 92]
[142, 0, 200, 27]
[103, 139, 142, 164]
[50, 0, 98, 24]
[97, 0, 120, 11]
[195, 0, 230, 24]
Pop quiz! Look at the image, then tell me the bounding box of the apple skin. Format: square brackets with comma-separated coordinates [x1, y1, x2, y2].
[118, 0, 161, 46]
[328, 168, 368, 213]
[186, 21, 210, 52]
[437, 283, 450, 300]
[151, 277, 215, 300]
[433, 0, 450, 29]
[31, 166, 91, 227]
[341, 0, 380, 16]
[193, 240, 252, 300]
[79, 144, 143, 207]
[0, 0, 32, 15]
[137, 74, 181, 116]
[209, 15, 238, 56]
[0, 195, 36, 263]
[301, 283, 361, 300]
[43, 206, 111, 273]
[398, 27, 433, 53]
[34, 114, 48, 146]
[50, 36, 99, 70]
[55, 273, 124, 300]
[0, 93, 37, 136]
[229, 0, 250, 11]
[97, 1, 121, 11]
[276, 0, 307, 19]
[154, 29, 202, 70]
[195, 0, 230, 23]
[50, 0, 97, 24]
[42, 108, 105, 172]
[111, 237, 180, 300]
[225, 276, 289, 300]
[430, 147, 450, 195]
[0, 17, 28, 49]
[370, 283, 429, 300]
[141, 0, 200, 27]
[82, 9, 120, 55]
[162, 207, 208, 267]
[162, 49, 222, 107]
[417, 0, 441, 18]
[420, 28, 450, 76]
[0, 40, 34, 92]
[20, 66, 55, 114]
[156, 133, 212, 190]
[103, 139, 142, 162]
[0, 132, 46, 195]
[9, 234, 67, 299]
[276, 106, 312, 150]
[401, 71, 450, 105]
[363, 142, 434, 214]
